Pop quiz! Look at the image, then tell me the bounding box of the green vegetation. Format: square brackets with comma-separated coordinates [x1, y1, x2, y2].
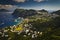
[0, 9, 60, 40]
[12, 9, 37, 18]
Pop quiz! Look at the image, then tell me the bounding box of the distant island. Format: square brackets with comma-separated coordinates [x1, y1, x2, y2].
[0, 9, 10, 12]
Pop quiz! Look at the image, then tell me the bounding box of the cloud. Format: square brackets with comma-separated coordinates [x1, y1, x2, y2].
[0, 4, 17, 9]
[0, 0, 27, 5]
[34, 0, 48, 2]
[13, 0, 26, 2]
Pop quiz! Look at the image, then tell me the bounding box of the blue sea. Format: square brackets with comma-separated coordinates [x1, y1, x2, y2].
[0, 12, 22, 28]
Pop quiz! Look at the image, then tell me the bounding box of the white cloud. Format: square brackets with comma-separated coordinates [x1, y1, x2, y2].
[34, 0, 48, 2]
[13, 0, 47, 2]
[13, 0, 26, 2]
[0, 4, 17, 9]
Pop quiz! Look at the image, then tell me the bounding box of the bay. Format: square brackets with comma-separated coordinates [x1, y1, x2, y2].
[0, 12, 22, 28]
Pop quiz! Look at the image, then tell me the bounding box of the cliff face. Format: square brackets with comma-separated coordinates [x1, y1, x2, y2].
[12, 9, 37, 18]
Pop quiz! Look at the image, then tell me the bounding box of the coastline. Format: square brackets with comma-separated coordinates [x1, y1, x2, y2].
[0, 17, 24, 29]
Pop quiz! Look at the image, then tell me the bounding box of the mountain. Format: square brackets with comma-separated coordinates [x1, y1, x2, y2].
[39, 9, 48, 12]
[0, 9, 9, 12]
[12, 9, 49, 18]
[12, 9, 37, 18]
[51, 10, 60, 15]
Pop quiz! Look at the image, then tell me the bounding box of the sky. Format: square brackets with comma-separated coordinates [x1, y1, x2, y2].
[0, 0, 60, 10]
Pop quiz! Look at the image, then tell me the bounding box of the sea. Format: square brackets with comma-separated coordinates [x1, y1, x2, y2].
[0, 12, 23, 28]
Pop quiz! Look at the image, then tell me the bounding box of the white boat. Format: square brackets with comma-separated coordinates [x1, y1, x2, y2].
[18, 17, 21, 19]
[14, 19, 18, 22]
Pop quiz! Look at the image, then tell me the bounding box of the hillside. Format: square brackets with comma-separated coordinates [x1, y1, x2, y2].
[51, 10, 60, 15]
[12, 9, 37, 18]
[12, 9, 48, 18]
